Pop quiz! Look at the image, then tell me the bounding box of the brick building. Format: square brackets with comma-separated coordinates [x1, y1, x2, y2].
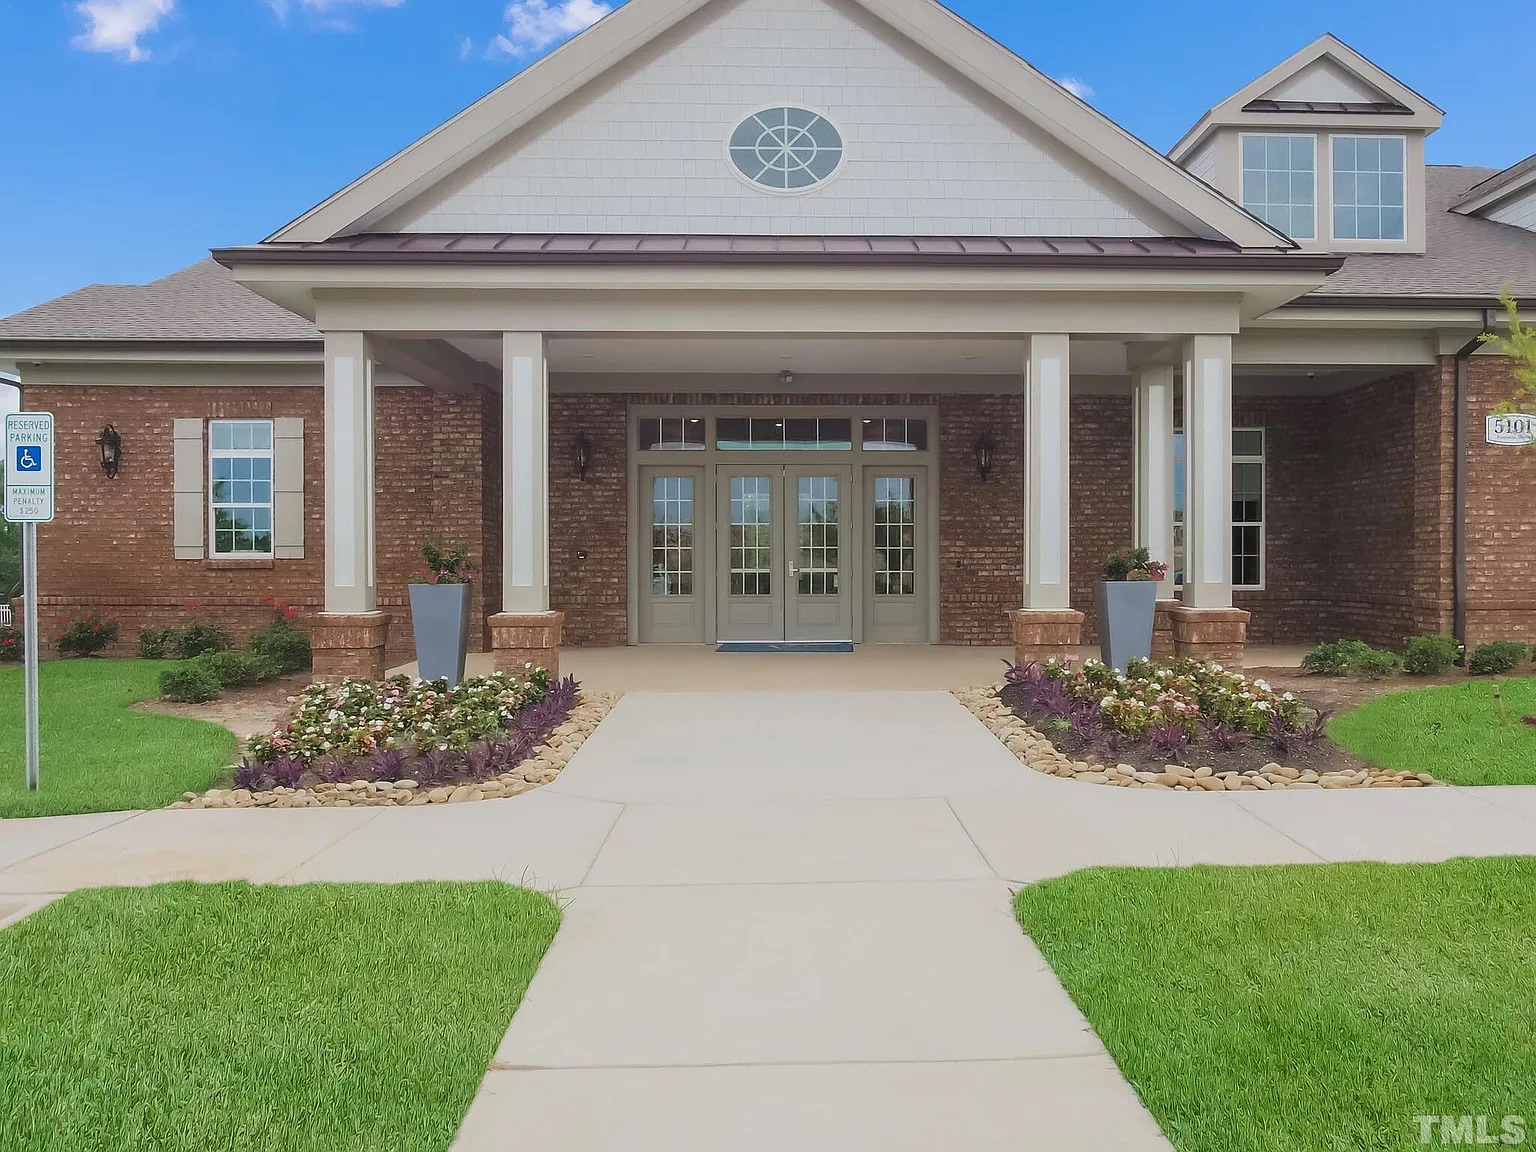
[2, 2, 1534, 677]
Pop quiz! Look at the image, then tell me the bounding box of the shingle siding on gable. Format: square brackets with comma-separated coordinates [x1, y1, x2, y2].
[387, 0, 1164, 238]
[1488, 189, 1536, 232]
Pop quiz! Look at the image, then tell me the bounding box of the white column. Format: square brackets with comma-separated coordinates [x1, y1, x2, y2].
[1182, 335, 1233, 609]
[502, 332, 551, 614]
[1023, 334, 1072, 610]
[323, 331, 377, 615]
[1133, 363, 1177, 575]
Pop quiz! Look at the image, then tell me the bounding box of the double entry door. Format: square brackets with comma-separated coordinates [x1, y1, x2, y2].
[719, 465, 852, 643]
[636, 461, 929, 645]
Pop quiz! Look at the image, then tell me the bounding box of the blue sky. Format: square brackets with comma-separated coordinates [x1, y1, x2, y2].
[0, 0, 1530, 321]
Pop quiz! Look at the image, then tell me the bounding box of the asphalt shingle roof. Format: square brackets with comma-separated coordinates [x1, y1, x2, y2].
[1311, 166, 1536, 299]
[0, 258, 318, 343]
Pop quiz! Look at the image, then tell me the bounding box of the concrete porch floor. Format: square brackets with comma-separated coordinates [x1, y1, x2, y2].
[391, 644, 1313, 693]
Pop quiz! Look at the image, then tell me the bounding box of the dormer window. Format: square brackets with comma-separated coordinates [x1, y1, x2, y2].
[1332, 136, 1406, 240]
[1241, 134, 1316, 240]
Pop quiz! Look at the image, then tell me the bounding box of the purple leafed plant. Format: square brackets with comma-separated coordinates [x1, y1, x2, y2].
[234, 758, 265, 792]
[1095, 729, 1133, 764]
[1200, 720, 1250, 754]
[270, 757, 304, 789]
[1146, 721, 1191, 763]
[1068, 705, 1103, 741]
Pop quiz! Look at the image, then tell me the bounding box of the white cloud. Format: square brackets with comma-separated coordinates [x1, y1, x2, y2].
[0, 383, 19, 417]
[492, 0, 611, 56]
[267, 0, 405, 28]
[1057, 75, 1094, 101]
[73, 0, 175, 61]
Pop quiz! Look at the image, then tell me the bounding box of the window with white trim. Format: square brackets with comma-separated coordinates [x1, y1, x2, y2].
[1332, 135, 1406, 241]
[209, 420, 274, 556]
[1241, 134, 1316, 240]
[1231, 429, 1264, 589]
[1170, 428, 1265, 589]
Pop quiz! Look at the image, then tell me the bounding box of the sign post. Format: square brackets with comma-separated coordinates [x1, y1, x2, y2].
[4, 412, 55, 793]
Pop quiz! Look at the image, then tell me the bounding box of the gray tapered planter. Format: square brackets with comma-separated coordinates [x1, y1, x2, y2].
[409, 583, 472, 685]
[1097, 580, 1160, 672]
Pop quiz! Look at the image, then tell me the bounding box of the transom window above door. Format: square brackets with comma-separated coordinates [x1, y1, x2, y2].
[717, 418, 853, 451]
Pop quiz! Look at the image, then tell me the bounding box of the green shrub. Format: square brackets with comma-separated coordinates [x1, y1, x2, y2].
[1353, 648, 1403, 679]
[137, 626, 174, 660]
[1301, 639, 1376, 677]
[172, 623, 231, 660]
[250, 616, 311, 675]
[57, 615, 119, 658]
[159, 664, 222, 704]
[192, 650, 278, 690]
[1403, 635, 1460, 676]
[1469, 641, 1528, 677]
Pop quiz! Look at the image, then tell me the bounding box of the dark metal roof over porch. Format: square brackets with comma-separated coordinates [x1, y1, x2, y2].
[213, 233, 1344, 273]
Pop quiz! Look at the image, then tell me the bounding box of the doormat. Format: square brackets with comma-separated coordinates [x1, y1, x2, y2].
[717, 641, 855, 654]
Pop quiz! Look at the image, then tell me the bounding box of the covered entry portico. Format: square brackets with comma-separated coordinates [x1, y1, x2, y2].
[216, 235, 1338, 679]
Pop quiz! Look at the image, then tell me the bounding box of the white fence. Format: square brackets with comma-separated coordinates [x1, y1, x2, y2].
[0, 605, 12, 628]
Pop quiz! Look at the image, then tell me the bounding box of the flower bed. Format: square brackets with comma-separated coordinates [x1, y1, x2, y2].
[236, 668, 575, 794]
[983, 657, 1433, 785]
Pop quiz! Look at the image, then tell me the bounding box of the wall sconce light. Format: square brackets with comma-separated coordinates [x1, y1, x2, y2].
[571, 432, 592, 481]
[96, 425, 123, 479]
[779, 369, 795, 386]
[973, 433, 995, 482]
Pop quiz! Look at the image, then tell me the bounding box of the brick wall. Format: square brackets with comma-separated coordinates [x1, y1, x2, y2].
[36, 363, 1530, 656]
[1465, 355, 1536, 645]
[549, 394, 629, 646]
[24, 384, 493, 663]
[1070, 395, 1133, 643]
[1232, 395, 1331, 643]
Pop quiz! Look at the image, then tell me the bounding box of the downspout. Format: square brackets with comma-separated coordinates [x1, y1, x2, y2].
[1452, 310, 1496, 648]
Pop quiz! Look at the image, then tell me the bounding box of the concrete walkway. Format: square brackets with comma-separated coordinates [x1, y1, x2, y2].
[4, 690, 1536, 1149]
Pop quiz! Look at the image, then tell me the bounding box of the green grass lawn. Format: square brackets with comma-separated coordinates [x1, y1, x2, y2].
[1330, 676, 1536, 786]
[0, 881, 562, 1152]
[1016, 859, 1536, 1152]
[0, 660, 236, 818]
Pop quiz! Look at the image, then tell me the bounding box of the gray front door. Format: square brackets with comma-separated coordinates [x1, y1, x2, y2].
[716, 466, 852, 643]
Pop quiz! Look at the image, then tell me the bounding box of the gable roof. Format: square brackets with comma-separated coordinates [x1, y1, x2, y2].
[0, 260, 319, 345]
[1170, 34, 1442, 163]
[267, 0, 1293, 249]
[1302, 166, 1536, 302]
[1452, 151, 1536, 217]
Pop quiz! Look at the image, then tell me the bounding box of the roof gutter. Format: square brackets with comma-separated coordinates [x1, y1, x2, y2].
[1453, 310, 1497, 647]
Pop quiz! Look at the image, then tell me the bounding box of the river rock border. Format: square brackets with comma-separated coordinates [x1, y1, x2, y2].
[954, 684, 1441, 791]
[173, 690, 621, 810]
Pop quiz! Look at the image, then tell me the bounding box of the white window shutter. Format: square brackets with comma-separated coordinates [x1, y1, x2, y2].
[173, 419, 205, 560]
[272, 418, 305, 560]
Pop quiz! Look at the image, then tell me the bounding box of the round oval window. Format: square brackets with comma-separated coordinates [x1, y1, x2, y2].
[729, 107, 844, 191]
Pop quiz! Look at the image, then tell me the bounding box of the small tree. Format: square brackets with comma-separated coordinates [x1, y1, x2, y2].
[1482, 291, 1536, 414]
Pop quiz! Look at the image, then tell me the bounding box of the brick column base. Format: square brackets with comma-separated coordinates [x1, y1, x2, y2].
[1167, 606, 1251, 669]
[9, 596, 24, 630]
[1009, 608, 1085, 667]
[489, 611, 566, 679]
[1152, 600, 1177, 662]
[311, 612, 392, 682]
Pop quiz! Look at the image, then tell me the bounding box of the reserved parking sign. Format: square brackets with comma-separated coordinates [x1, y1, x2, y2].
[4, 412, 55, 523]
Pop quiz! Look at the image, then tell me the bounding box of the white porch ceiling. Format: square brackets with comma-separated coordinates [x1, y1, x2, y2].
[446, 336, 1132, 376]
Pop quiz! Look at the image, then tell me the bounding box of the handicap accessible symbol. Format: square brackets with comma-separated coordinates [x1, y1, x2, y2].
[14, 446, 42, 473]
